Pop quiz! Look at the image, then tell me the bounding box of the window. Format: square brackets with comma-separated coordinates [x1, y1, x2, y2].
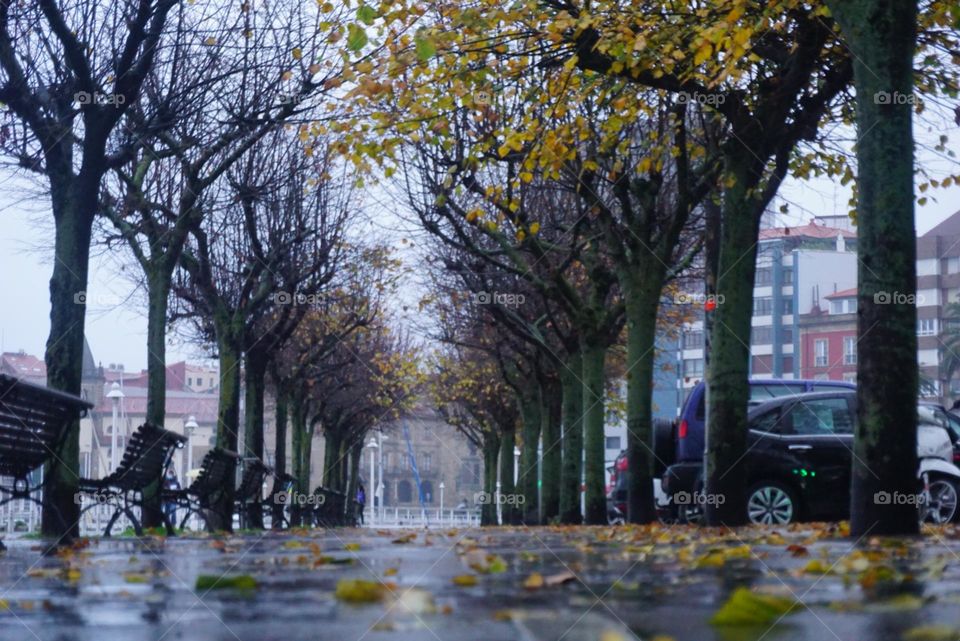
[752, 410, 785, 434]
[782, 267, 794, 285]
[423, 452, 432, 471]
[751, 326, 773, 345]
[947, 257, 960, 275]
[683, 358, 704, 377]
[782, 327, 794, 344]
[421, 480, 433, 503]
[843, 372, 857, 383]
[187, 377, 192, 386]
[210, 377, 214, 387]
[789, 397, 853, 435]
[683, 331, 704, 349]
[843, 336, 857, 365]
[918, 318, 937, 336]
[754, 297, 773, 315]
[814, 339, 829, 367]
[750, 383, 804, 403]
[755, 267, 772, 286]
[781, 298, 793, 315]
[830, 301, 844, 315]
[397, 480, 413, 503]
[605, 436, 621, 450]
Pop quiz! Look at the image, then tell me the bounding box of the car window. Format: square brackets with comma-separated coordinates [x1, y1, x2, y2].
[750, 384, 805, 403]
[918, 406, 948, 428]
[751, 409, 784, 434]
[788, 398, 853, 435]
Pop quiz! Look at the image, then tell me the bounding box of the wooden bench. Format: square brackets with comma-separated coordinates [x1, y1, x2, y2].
[0, 374, 92, 545]
[162, 448, 239, 532]
[235, 458, 271, 530]
[311, 486, 356, 527]
[77, 422, 186, 536]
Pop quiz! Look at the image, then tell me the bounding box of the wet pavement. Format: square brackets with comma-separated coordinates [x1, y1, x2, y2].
[3, 523, 960, 641]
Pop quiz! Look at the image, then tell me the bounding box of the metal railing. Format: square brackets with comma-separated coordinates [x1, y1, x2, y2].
[368, 506, 480, 528]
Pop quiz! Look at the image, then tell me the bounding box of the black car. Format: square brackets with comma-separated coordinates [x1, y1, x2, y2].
[662, 390, 857, 524]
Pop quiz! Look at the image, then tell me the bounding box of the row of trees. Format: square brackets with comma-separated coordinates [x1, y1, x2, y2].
[338, 0, 958, 533]
[0, 0, 417, 536]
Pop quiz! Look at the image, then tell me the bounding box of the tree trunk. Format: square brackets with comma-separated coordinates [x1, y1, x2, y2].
[138, 268, 173, 529]
[41, 182, 97, 539]
[499, 424, 517, 524]
[518, 389, 541, 524]
[242, 351, 267, 528]
[581, 340, 607, 525]
[481, 435, 500, 526]
[290, 399, 305, 525]
[540, 375, 562, 522]
[559, 350, 584, 524]
[346, 440, 363, 523]
[210, 327, 243, 531]
[703, 160, 761, 526]
[624, 276, 662, 524]
[323, 432, 340, 488]
[829, 0, 919, 536]
[272, 387, 288, 527]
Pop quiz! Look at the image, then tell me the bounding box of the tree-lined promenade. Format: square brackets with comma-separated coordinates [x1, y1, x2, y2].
[0, 0, 958, 545]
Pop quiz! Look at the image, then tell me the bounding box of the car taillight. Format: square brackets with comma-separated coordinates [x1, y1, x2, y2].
[953, 450, 960, 464]
[678, 419, 688, 439]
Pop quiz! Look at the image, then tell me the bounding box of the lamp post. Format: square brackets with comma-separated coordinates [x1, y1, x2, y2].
[439, 481, 445, 525]
[513, 446, 521, 484]
[378, 433, 388, 522]
[184, 416, 199, 481]
[106, 383, 124, 471]
[366, 437, 378, 526]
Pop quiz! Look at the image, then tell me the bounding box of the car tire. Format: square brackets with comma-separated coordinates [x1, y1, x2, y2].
[922, 475, 960, 524]
[746, 481, 798, 525]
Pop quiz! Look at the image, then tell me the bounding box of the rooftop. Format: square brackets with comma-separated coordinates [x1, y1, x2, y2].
[759, 221, 857, 241]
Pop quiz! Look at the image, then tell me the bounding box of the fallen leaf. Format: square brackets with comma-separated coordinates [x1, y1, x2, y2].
[710, 587, 798, 626]
[344, 543, 361, 551]
[452, 574, 477, 587]
[523, 572, 544, 590]
[335, 579, 386, 603]
[904, 625, 960, 641]
[195, 575, 257, 591]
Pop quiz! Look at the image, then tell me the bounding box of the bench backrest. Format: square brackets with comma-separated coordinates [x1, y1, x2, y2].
[189, 448, 240, 497]
[236, 459, 270, 503]
[0, 374, 92, 481]
[108, 423, 186, 491]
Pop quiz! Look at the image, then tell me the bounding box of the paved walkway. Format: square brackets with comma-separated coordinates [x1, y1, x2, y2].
[2, 524, 960, 641]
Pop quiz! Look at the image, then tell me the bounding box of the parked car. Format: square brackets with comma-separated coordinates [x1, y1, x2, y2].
[919, 401, 960, 463]
[662, 390, 960, 525]
[673, 379, 856, 463]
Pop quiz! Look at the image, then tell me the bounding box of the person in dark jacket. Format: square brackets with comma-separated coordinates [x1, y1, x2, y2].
[356, 482, 366, 525]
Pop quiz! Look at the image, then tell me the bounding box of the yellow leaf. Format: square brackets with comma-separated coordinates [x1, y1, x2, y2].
[522, 572, 544, 590]
[292, 47, 303, 60]
[452, 574, 477, 586]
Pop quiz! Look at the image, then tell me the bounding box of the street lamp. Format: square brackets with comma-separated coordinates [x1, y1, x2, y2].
[513, 446, 521, 484]
[366, 437, 378, 526]
[439, 481, 445, 525]
[106, 382, 125, 471]
[184, 415, 199, 480]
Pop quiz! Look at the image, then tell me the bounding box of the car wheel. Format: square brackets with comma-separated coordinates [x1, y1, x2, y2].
[746, 482, 797, 525]
[922, 475, 960, 524]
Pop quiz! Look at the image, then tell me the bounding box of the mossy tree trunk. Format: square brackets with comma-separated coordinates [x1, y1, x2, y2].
[559, 350, 584, 524]
[622, 273, 663, 524]
[581, 340, 608, 525]
[828, 0, 919, 536]
[481, 435, 501, 526]
[703, 158, 762, 526]
[271, 387, 288, 527]
[41, 174, 98, 539]
[242, 349, 268, 528]
[518, 387, 542, 524]
[498, 424, 517, 524]
[210, 322, 243, 531]
[540, 375, 562, 522]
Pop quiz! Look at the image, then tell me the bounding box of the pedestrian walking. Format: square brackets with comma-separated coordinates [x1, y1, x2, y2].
[357, 482, 366, 525]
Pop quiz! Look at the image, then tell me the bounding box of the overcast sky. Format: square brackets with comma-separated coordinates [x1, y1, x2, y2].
[2, 123, 958, 373]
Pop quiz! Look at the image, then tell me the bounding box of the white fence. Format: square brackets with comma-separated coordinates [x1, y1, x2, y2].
[368, 507, 481, 528]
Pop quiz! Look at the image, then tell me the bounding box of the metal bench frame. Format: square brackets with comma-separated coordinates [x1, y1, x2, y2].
[162, 448, 240, 533]
[235, 458, 271, 530]
[77, 422, 186, 536]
